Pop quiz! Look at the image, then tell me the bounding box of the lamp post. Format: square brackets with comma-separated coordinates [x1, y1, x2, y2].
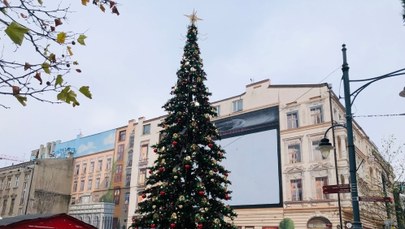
[341, 44, 363, 229]
[319, 44, 405, 229]
[318, 122, 345, 229]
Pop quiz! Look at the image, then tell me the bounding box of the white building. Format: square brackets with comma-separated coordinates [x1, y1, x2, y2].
[124, 79, 394, 229]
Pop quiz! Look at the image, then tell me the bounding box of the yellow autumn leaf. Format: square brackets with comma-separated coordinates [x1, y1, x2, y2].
[56, 32, 66, 44]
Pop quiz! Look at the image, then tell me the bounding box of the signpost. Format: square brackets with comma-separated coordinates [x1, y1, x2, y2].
[323, 184, 351, 194]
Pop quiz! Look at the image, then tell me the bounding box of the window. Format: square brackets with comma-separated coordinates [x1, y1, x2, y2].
[140, 144, 148, 162]
[6, 177, 11, 189]
[95, 177, 100, 189]
[73, 181, 78, 192]
[125, 192, 130, 205]
[80, 180, 85, 192]
[90, 161, 95, 173]
[287, 111, 299, 129]
[114, 188, 120, 205]
[117, 144, 124, 161]
[125, 169, 131, 187]
[312, 139, 326, 161]
[2, 199, 7, 215]
[114, 165, 123, 182]
[214, 105, 221, 116]
[98, 159, 103, 171]
[71, 197, 76, 205]
[94, 216, 99, 228]
[8, 198, 15, 215]
[82, 163, 87, 174]
[290, 179, 303, 201]
[14, 175, 19, 187]
[340, 175, 345, 185]
[104, 176, 110, 188]
[142, 124, 151, 135]
[310, 106, 323, 124]
[75, 164, 80, 175]
[232, 99, 243, 112]
[0, 178, 4, 190]
[159, 132, 167, 141]
[288, 143, 301, 163]
[106, 158, 112, 170]
[87, 179, 93, 190]
[118, 130, 126, 142]
[127, 150, 133, 167]
[129, 133, 135, 148]
[138, 169, 147, 186]
[315, 177, 328, 200]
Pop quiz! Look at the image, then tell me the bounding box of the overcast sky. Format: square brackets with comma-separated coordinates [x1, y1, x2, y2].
[1, 0, 405, 165]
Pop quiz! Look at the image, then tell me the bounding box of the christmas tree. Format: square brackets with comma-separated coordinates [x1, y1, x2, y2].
[134, 11, 237, 229]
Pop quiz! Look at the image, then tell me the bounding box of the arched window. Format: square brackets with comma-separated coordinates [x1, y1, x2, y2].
[93, 215, 99, 227]
[307, 216, 332, 229]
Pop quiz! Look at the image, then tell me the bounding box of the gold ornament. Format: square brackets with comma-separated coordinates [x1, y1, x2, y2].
[171, 213, 177, 219]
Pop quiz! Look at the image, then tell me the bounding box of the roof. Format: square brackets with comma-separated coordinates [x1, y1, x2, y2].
[0, 213, 97, 229]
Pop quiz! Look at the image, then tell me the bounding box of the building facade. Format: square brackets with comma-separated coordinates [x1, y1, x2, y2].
[69, 195, 115, 229]
[111, 120, 136, 228]
[2, 79, 395, 228]
[127, 79, 395, 229]
[0, 158, 73, 218]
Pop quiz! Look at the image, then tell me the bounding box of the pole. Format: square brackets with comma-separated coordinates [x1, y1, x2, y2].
[328, 85, 344, 229]
[341, 44, 362, 228]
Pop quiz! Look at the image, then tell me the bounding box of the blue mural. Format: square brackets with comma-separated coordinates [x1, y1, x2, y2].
[53, 129, 115, 158]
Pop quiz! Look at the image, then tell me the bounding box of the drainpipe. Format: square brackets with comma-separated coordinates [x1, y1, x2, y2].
[24, 163, 35, 215]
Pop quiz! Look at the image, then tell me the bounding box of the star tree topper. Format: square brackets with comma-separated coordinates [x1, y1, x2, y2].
[185, 9, 202, 24]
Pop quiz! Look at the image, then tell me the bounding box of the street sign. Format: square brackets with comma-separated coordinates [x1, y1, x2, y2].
[359, 196, 393, 202]
[323, 184, 351, 194]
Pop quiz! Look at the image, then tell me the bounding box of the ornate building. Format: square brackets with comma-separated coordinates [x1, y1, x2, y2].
[126, 79, 395, 229]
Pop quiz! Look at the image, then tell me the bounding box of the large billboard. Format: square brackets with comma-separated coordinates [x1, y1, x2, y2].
[53, 129, 115, 158]
[215, 106, 282, 208]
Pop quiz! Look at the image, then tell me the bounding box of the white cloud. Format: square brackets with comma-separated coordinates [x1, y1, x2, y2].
[77, 142, 96, 154]
[103, 133, 115, 146]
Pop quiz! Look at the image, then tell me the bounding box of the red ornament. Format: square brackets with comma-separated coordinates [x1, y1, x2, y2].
[159, 167, 165, 173]
[225, 194, 231, 200]
[224, 173, 229, 177]
[170, 223, 176, 228]
[172, 141, 178, 147]
[151, 224, 156, 229]
[142, 193, 146, 198]
[184, 164, 191, 171]
[198, 190, 205, 196]
[197, 223, 203, 229]
[208, 143, 213, 148]
[154, 148, 158, 153]
[160, 191, 166, 196]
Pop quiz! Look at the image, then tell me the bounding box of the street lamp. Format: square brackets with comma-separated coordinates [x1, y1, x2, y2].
[319, 44, 405, 229]
[317, 123, 346, 229]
